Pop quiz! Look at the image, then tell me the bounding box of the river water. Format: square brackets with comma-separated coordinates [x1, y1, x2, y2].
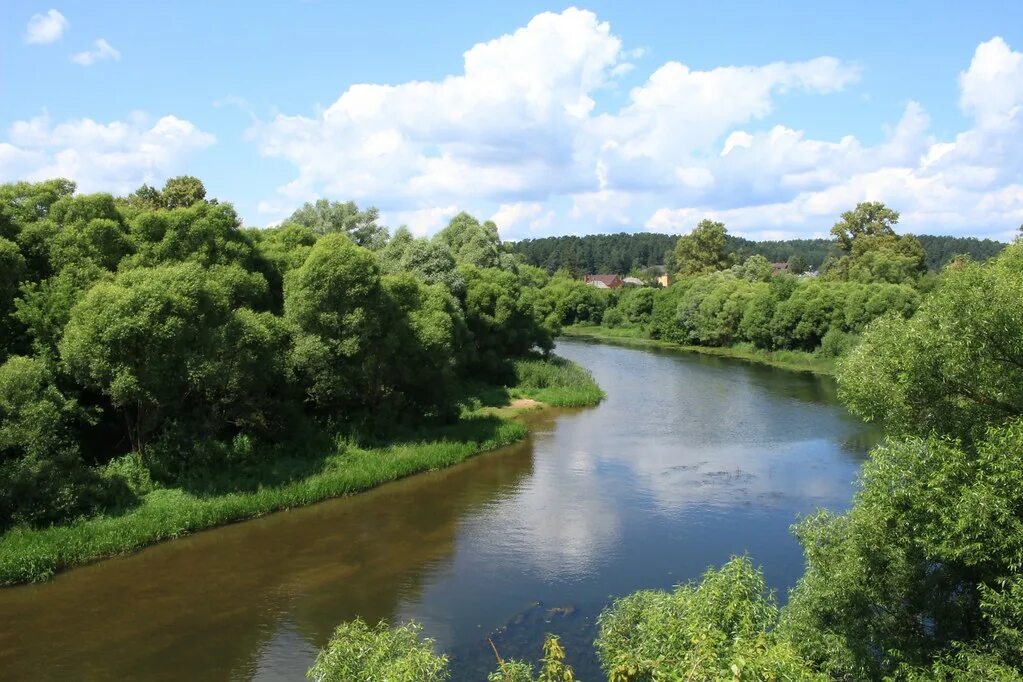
[0, 338, 875, 680]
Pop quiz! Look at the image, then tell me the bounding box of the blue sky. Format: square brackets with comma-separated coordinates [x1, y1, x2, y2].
[3, 2, 1022, 240]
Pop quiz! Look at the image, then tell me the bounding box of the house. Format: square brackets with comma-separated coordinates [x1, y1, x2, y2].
[584, 274, 623, 289]
[771, 262, 789, 275]
[622, 276, 644, 286]
[656, 273, 671, 288]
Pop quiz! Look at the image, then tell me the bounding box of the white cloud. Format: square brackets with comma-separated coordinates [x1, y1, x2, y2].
[0, 113, 216, 195]
[645, 37, 1023, 241]
[250, 8, 856, 232]
[24, 9, 68, 44]
[388, 205, 460, 236]
[249, 11, 1021, 240]
[70, 38, 120, 66]
[490, 201, 555, 235]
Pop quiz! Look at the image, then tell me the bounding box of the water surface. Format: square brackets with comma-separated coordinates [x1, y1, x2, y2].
[0, 338, 874, 680]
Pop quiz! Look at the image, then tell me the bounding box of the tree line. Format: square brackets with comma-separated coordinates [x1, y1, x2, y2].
[553, 203, 1008, 361]
[0, 178, 561, 531]
[508, 228, 1005, 277]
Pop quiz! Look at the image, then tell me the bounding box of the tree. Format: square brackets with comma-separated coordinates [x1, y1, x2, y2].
[826, 202, 926, 284]
[284, 234, 388, 413]
[460, 266, 554, 378]
[60, 262, 280, 457]
[782, 422, 1023, 679]
[787, 253, 810, 275]
[0, 179, 77, 239]
[284, 199, 388, 249]
[0, 355, 107, 530]
[378, 227, 465, 296]
[160, 176, 207, 209]
[0, 237, 28, 359]
[124, 184, 163, 211]
[831, 201, 901, 253]
[127, 201, 261, 273]
[673, 219, 733, 277]
[597, 557, 824, 681]
[733, 254, 773, 281]
[838, 241, 1023, 442]
[435, 213, 501, 269]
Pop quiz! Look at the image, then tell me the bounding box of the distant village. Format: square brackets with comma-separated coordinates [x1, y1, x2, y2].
[582, 262, 818, 289]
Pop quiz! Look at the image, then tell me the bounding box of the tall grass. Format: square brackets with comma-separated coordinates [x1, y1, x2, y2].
[0, 417, 526, 585]
[510, 356, 605, 407]
[0, 356, 602, 586]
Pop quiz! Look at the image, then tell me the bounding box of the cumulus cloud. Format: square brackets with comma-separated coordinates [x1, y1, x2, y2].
[249, 9, 1023, 240]
[70, 38, 121, 66]
[24, 9, 68, 44]
[0, 113, 216, 194]
[646, 38, 1023, 241]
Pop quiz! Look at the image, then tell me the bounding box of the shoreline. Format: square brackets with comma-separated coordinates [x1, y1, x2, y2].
[561, 325, 835, 376]
[0, 358, 603, 587]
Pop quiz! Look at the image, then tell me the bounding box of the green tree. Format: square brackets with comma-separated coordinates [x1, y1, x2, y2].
[123, 183, 164, 211]
[0, 237, 28, 359]
[126, 201, 262, 274]
[160, 176, 207, 209]
[0, 355, 107, 530]
[378, 227, 465, 295]
[375, 274, 469, 419]
[60, 262, 279, 457]
[284, 199, 388, 249]
[673, 219, 733, 277]
[782, 422, 1023, 679]
[461, 266, 554, 378]
[284, 234, 388, 413]
[733, 254, 773, 281]
[838, 242, 1023, 441]
[435, 213, 502, 269]
[831, 201, 901, 253]
[826, 202, 926, 284]
[597, 556, 824, 681]
[13, 262, 107, 357]
[787, 253, 810, 275]
[0, 179, 76, 239]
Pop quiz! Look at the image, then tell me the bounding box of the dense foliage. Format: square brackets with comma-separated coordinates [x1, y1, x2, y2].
[839, 245, 1023, 442]
[596, 557, 824, 681]
[0, 178, 559, 532]
[509, 231, 1005, 276]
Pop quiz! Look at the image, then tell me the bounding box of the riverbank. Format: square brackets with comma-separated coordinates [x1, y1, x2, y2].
[562, 325, 836, 375]
[0, 356, 603, 586]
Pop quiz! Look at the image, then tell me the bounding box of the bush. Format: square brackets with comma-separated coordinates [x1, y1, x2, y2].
[818, 328, 859, 358]
[308, 619, 449, 682]
[596, 556, 824, 681]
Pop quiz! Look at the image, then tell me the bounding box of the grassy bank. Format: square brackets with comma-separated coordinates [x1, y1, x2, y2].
[0, 356, 602, 586]
[563, 324, 836, 375]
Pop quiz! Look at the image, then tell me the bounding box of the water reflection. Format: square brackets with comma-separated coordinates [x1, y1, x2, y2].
[0, 339, 876, 681]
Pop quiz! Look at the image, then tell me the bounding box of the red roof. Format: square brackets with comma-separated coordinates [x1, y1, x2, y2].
[584, 274, 623, 288]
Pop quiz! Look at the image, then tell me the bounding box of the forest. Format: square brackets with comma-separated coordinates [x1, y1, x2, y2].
[508, 230, 1006, 277]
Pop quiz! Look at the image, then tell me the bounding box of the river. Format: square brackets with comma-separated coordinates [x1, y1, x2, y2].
[0, 338, 876, 680]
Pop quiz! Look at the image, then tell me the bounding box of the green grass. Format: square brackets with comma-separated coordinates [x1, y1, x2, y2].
[0, 356, 603, 586]
[563, 324, 835, 375]
[510, 356, 606, 407]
